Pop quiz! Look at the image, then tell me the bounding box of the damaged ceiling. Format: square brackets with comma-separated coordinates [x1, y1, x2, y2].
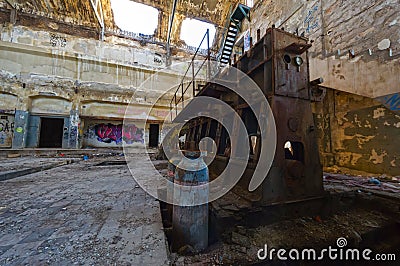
[0, 0, 240, 46]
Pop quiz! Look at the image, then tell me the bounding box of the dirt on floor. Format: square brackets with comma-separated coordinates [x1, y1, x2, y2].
[161, 169, 400, 266]
[0, 154, 168, 265]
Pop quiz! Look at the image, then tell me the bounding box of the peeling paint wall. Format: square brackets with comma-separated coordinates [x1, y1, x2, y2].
[313, 90, 400, 176]
[245, 0, 400, 175]
[246, 0, 400, 98]
[0, 25, 183, 148]
[0, 0, 236, 51]
[0, 25, 168, 86]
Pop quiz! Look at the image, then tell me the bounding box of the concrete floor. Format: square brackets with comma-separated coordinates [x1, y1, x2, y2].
[1, 154, 399, 266]
[0, 155, 169, 265]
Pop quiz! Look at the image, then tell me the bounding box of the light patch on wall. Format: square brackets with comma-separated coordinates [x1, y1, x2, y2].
[111, 0, 158, 35]
[369, 149, 388, 165]
[373, 107, 385, 119]
[246, 0, 254, 8]
[364, 120, 372, 128]
[354, 134, 375, 149]
[337, 152, 362, 166]
[350, 153, 362, 166]
[377, 39, 391, 50]
[353, 114, 362, 127]
[180, 18, 216, 49]
[389, 19, 397, 27]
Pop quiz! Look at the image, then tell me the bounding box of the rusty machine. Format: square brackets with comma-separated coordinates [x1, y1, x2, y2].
[175, 27, 326, 206]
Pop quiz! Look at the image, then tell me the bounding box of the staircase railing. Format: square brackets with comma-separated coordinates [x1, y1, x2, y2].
[218, 3, 251, 66]
[169, 29, 211, 121]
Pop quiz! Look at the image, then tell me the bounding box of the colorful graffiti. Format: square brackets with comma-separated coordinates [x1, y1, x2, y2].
[94, 123, 144, 144]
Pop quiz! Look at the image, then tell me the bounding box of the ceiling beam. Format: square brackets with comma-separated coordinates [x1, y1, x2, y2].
[4, 0, 17, 9]
[166, 0, 178, 65]
[89, 0, 105, 41]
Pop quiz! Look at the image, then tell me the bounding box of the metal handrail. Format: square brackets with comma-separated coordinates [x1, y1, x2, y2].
[169, 29, 211, 121]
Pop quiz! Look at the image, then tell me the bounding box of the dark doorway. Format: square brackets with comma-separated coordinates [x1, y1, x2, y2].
[39, 118, 64, 148]
[149, 124, 159, 148]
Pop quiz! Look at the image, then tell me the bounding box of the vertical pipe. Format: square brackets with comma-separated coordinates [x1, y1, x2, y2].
[206, 29, 211, 80]
[192, 62, 195, 96]
[175, 94, 177, 117]
[182, 83, 185, 108]
[263, 33, 268, 94]
[170, 101, 173, 121]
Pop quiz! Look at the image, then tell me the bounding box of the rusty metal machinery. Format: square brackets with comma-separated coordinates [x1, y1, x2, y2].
[180, 28, 325, 206]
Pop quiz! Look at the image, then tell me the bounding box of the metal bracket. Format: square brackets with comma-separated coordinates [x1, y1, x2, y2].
[238, 5, 251, 22]
[284, 42, 312, 55]
[89, 0, 105, 41]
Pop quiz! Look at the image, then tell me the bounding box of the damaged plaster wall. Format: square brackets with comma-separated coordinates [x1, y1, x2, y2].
[245, 0, 400, 176]
[0, 24, 187, 112]
[0, 0, 237, 51]
[313, 90, 400, 176]
[0, 23, 186, 148]
[246, 0, 400, 98]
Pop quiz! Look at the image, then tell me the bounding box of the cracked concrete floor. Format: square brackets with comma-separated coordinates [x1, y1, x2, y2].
[0, 155, 169, 265]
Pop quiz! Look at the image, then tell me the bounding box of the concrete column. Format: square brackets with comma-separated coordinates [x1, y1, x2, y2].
[62, 117, 70, 149]
[12, 110, 29, 149]
[67, 109, 80, 149]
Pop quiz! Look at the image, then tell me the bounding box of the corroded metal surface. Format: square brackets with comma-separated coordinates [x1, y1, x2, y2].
[172, 152, 209, 251]
[184, 28, 325, 205]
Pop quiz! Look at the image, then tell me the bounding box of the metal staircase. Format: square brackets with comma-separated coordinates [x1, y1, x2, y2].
[219, 4, 251, 65]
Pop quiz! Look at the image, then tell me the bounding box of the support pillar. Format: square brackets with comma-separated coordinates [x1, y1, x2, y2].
[172, 152, 209, 252]
[12, 110, 29, 149]
[67, 109, 80, 149]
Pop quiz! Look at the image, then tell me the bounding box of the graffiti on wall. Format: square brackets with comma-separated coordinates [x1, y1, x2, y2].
[50, 34, 67, 47]
[68, 111, 79, 148]
[375, 92, 400, 112]
[91, 123, 144, 144]
[0, 115, 15, 147]
[383, 93, 400, 111]
[304, 5, 319, 33]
